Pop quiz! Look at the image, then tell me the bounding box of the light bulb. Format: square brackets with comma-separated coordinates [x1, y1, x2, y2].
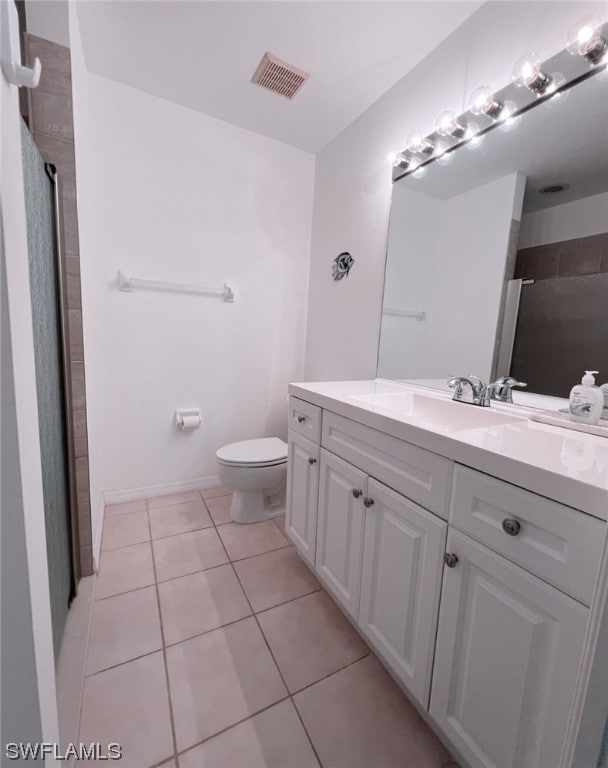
[467, 133, 484, 150]
[386, 152, 397, 165]
[469, 86, 504, 120]
[512, 53, 552, 94]
[406, 132, 435, 156]
[435, 110, 467, 139]
[567, 15, 607, 62]
[412, 166, 428, 179]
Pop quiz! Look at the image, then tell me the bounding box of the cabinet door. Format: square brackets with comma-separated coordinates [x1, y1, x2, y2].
[285, 430, 320, 566]
[315, 449, 367, 618]
[359, 479, 447, 707]
[430, 529, 589, 768]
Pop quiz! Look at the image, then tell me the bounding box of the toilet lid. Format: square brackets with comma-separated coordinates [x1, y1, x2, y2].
[216, 437, 288, 466]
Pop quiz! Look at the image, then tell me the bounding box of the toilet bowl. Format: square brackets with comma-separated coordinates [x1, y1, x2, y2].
[216, 437, 288, 524]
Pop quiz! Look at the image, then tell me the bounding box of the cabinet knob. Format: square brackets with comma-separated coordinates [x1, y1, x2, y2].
[502, 518, 521, 536]
[308, 457, 317, 465]
[297, 415, 306, 423]
[363, 497, 374, 508]
[443, 553, 458, 568]
[352, 488, 363, 499]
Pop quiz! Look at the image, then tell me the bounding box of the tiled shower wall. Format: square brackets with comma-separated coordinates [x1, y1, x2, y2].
[24, 33, 93, 577]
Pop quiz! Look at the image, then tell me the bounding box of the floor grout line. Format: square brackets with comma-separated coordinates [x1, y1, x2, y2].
[93, 492, 447, 768]
[145, 498, 181, 768]
[219, 520, 326, 768]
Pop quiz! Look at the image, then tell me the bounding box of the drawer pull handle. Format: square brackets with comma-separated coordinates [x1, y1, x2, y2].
[297, 415, 306, 423]
[443, 553, 458, 568]
[363, 497, 374, 508]
[308, 457, 317, 465]
[352, 489, 363, 499]
[502, 518, 521, 536]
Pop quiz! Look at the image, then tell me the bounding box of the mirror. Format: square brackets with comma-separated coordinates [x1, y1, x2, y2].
[378, 71, 608, 406]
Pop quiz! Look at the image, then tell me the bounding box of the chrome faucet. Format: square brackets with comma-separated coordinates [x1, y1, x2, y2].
[447, 376, 490, 407]
[487, 376, 527, 403]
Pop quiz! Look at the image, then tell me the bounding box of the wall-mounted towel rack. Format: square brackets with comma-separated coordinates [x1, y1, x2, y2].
[382, 307, 426, 321]
[117, 271, 235, 302]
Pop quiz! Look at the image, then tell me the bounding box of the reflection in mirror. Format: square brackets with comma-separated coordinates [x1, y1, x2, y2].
[378, 71, 608, 404]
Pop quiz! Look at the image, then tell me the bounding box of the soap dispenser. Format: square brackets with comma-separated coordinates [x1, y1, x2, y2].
[569, 371, 603, 424]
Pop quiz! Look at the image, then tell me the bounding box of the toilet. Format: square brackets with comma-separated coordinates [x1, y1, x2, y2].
[216, 437, 288, 524]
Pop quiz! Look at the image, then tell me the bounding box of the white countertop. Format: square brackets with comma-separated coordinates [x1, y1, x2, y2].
[288, 379, 608, 521]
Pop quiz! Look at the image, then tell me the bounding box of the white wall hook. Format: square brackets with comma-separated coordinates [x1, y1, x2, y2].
[0, 1, 41, 89]
[2, 56, 41, 88]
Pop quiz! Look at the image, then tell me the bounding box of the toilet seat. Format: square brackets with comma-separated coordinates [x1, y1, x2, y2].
[216, 438, 288, 468]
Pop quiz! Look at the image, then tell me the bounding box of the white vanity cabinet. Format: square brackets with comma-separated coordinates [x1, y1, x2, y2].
[359, 478, 447, 706]
[285, 392, 606, 768]
[285, 430, 319, 566]
[430, 529, 589, 768]
[315, 449, 367, 618]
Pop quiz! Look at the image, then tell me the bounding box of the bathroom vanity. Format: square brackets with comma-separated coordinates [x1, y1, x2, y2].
[285, 380, 608, 768]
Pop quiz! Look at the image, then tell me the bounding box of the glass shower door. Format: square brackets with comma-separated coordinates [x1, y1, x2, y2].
[21, 122, 74, 658]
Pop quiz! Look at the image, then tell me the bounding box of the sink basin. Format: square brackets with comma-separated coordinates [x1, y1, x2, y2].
[350, 392, 523, 432]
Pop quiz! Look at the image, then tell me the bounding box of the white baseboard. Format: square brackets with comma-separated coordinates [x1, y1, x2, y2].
[102, 475, 222, 506]
[92, 476, 221, 570]
[92, 493, 105, 573]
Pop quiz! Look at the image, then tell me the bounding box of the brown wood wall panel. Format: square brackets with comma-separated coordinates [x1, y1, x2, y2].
[515, 232, 608, 280]
[510, 273, 608, 398]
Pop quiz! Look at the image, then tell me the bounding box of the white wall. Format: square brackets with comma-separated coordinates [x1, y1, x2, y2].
[69, 10, 315, 560]
[303, 0, 606, 382]
[377, 184, 437, 379]
[25, 0, 69, 47]
[378, 173, 523, 381]
[519, 191, 608, 248]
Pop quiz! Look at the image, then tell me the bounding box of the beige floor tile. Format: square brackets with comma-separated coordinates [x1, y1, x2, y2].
[206, 494, 232, 525]
[273, 514, 286, 534]
[95, 542, 155, 599]
[179, 700, 319, 768]
[157, 761, 176, 768]
[105, 499, 147, 517]
[149, 500, 212, 539]
[201, 484, 232, 500]
[166, 617, 287, 751]
[234, 547, 320, 612]
[158, 566, 251, 645]
[147, 490, 202, 509]
[218, 521, 289, 562]
[153, 527, 228, 582]
[258, 591, 368, 693]
[79, 652, 173, 768]
[86, 586, 162, 675]
[294, 656, 450, 768]
[102, 509, 149, 551]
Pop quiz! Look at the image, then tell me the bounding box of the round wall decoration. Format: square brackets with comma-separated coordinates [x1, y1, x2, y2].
[332, 251, 355, 281]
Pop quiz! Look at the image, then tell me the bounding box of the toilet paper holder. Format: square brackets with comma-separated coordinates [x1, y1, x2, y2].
[175, 409, 201, 430]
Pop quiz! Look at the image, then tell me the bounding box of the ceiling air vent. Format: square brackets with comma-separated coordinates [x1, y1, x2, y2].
[251, 53, 309, 100]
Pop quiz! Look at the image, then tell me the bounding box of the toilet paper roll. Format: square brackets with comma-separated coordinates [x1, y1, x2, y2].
[179, 415, 201, 430]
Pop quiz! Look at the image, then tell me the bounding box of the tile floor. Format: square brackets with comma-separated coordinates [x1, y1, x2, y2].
[79, 486, 455, 768]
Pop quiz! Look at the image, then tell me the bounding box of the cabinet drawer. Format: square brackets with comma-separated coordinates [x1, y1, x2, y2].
[450, 465, 606, 605]
[322, 411, 452, 518]
[288, 397, 321, 443]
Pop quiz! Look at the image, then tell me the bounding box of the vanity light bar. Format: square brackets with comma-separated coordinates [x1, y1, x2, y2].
[390, 16, 608, 182]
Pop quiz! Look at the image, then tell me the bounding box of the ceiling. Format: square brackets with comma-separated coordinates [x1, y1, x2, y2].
[75, 1, 483, 153]
[397, 70, 608, 212]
